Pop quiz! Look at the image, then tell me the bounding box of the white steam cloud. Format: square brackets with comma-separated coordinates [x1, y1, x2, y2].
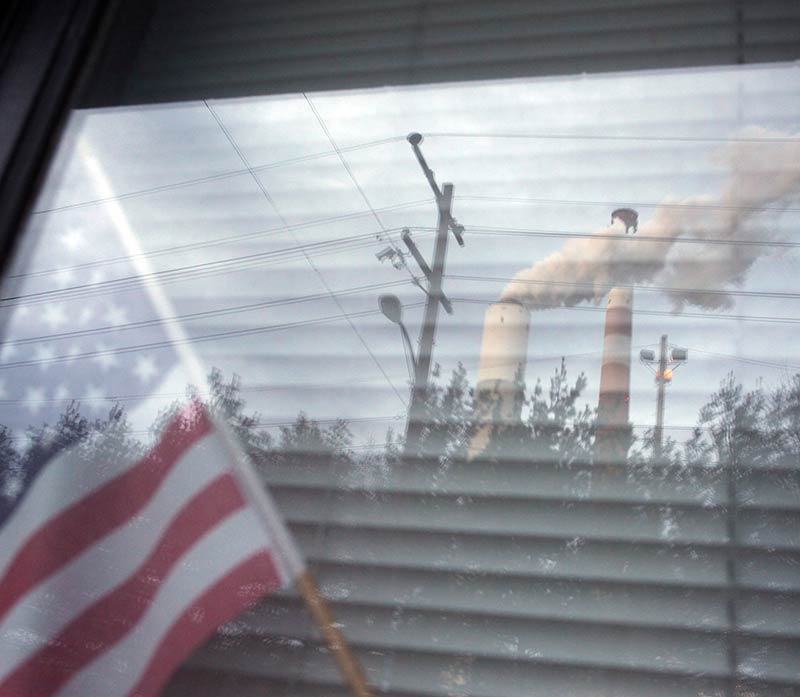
[501, 127, 800, 311]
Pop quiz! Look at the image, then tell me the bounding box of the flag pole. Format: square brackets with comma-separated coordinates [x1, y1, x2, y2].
[80, 142, 374, 697]
[295, 570, 374, 697]
[209, 415, 374, 697]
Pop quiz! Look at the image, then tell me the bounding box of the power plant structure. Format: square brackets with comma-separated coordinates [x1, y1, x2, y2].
[595, 287, 634, 465]
[467, 300, 530, 459]
[466, 211, 637, 463]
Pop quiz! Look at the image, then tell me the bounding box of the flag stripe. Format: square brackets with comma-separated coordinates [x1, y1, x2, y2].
[0, 404, 212, 621]
[0, 473, 244, 697]
[0, 430, 241, 678]
[54, 508, 277, 697]
[0, 400, 205, 575]
[126, 551, 281, 697]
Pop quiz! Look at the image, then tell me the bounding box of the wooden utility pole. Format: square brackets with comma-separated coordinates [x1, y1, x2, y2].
[405, 183, 453, 452]
[400, 132, 464, 455]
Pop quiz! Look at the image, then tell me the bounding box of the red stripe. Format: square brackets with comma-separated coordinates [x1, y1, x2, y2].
[128, 550, 280, 697]
[0, 401, 212, 622]
[0, 472, 244, 697]
[603, 307, 632, 336]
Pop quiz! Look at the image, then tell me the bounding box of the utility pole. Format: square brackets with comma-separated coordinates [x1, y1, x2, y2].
[639, 336, 688, 460]
[405, 183, 453, 451]
[400, 133, 464, 455]
[654, 333, 668, 458]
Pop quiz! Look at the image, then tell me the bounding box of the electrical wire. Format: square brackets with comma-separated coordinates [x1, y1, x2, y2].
[205, 101, 409, 408]
[455, 225, 800, 249]
[0, 302, 425, 371]
[30, 136, 407, 216]
[10, 199, 433, 282]
[8, 270, 800, 353]
[425, 131, 800, 144]
[11, 210, 796, 308]
[457, 194, 800, 215]
[303, 93, 421, 286]
[449, 273, 800, 302]
[679, 347, 800, 372]
[450, 296, 800, 326]
[5, 279, 410, 346]
[0, 229, 422, 306]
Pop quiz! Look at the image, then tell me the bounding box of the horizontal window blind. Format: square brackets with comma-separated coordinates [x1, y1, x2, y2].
[109, 0, 799, 105]
[166, 453, 800, 696]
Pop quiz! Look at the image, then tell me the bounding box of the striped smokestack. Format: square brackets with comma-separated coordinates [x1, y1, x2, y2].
[468, 300, 530, 459]
[595, 287, 634, 465]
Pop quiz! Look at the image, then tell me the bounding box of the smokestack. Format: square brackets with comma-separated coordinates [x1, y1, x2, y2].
[595, 287, 633, 465]
[468, 300, 530, 459]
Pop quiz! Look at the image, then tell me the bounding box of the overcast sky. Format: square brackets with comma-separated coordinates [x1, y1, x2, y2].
[1, 60, 799, 449]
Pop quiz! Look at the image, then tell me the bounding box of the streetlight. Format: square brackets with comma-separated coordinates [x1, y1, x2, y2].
[640, 336, 689, 457]
[378, 294, 417, 381]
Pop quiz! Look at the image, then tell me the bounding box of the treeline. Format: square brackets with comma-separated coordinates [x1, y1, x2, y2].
[2, 364, 800, 504]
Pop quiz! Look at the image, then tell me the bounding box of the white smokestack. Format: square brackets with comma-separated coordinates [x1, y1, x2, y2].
[475, 300, 530, 391]
[469, 300, 530, 459]
[501, 128, 800, 311]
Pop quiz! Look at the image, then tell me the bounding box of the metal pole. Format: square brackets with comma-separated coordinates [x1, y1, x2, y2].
[405, 183, 453, 454]
[654, 333, 668, 458]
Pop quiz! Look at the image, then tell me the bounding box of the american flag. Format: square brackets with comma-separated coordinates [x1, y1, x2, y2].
[0, 399, 304, 696]
[0, 145, 305, 695]
[0, 207, 188, 439]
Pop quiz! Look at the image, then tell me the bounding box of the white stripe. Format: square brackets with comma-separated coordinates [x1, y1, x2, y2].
[55, 508, 271, 697]
[85, 136, 304, 584]
[0, 431, 261, 680]
[601, 333, 633, 366]
[0, 438, 141, 578]
[210, 412, 305, 581]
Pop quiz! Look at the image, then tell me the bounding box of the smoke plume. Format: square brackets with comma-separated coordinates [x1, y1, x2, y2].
[501, 127, 800, 311]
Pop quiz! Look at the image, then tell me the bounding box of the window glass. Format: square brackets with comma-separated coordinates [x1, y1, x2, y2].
[2, 62, 799, 696]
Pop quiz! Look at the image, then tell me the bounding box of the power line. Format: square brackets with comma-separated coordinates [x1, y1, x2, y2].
[10, 213, 795, 308]
[304, 93, 420, 286]
[30, 136, 406, 216]
[5, 279, 410, 346]
[205, 101, 408, 408]
[458, 194, 800, 215]
[426, 131, 800, 144]
[27, 127, 796, 220]
[458, 225, 800, 249]
[1, 229, 435, 307]
[0, 303, 425, 371]
[1, 238, 382, 306]
[8, 278, 800, 359]
[450, 273, 800, 302]
[681, 347, 800, 372]
[451, 296, 800, 326]
[11, 199, 433, 282]
[17, 198, 796, 288]
[304, 95, 385, 233]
